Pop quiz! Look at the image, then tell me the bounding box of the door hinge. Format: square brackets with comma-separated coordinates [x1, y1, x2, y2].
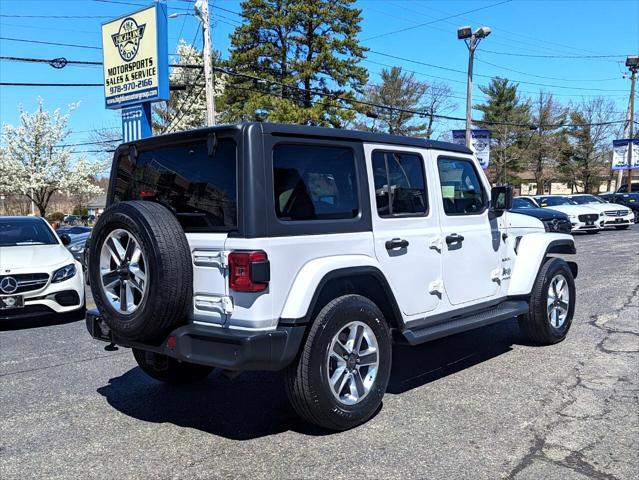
[192, 249, 229, 269]
[428, 280, 444, 295]
[428, 237, 443, 252]
[491, 268, 503, 283]
[194, 295, 234, 315]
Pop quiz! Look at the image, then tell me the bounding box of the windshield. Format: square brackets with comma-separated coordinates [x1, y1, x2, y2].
[513, 197, 537, 209]
[534, 196, 576, 206]
[0, 218, 58, 247]
[571, 195, 603, 205]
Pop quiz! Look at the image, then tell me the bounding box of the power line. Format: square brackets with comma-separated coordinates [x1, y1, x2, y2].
[0, 82, 104, 87]
[0, 55, 202, 69]
[362, 0, 513, 42]
[0, 14, 111, 19]
[480, 48, 627, 60]
[0, 36, 102, 50]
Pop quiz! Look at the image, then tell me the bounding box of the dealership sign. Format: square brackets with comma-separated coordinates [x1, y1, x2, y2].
[101, 3, 168, 109]
[611, 139, 639, 170]
[451, 129, 491, 169]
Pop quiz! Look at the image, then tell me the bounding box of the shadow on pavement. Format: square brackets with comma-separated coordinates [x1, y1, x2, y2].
[97, 317, 531, 440]
[0, 309, 85, 331]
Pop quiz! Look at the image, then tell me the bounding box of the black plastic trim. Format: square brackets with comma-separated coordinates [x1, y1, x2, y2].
[545, 239, 576, 255]
[85, 308, 305, 371]
[250, 260, 271, 283]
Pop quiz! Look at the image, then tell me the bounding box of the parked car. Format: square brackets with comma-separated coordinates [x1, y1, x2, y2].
[0, 216, 85, 320]
[66, 231, 92, 266]
[80, 215, 96, 224]
[598, 192, 639, 223]
[56, 225, 92, 237]
[530, 195, 603, 233]
[63, 214, 80, 225]
[511, 197, 572, 233]
[85, 122, 578, 430]
[616, 182, 639, 193]
[568, 194, 633, 230]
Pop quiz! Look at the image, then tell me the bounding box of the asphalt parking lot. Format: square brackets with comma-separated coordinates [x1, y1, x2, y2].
[1, 227, 638, 479]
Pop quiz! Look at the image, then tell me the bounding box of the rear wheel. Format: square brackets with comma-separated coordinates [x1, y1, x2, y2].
[88, 201, 192, 343]
[519, 257, 575, 345]
[285, 294, 392, 431]
[133, 349, 213, 384]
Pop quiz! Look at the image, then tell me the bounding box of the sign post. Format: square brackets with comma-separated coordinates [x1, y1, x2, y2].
[452, 129, 491, 169]
[101, 3, 169, 143]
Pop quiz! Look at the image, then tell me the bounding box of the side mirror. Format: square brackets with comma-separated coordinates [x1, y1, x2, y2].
[491, 185, 513, 213]
[60, 234, 72, 246]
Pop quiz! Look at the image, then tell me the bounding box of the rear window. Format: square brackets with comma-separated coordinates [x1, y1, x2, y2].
[273, 144, 359, 221]
[113, 139, 237, 231]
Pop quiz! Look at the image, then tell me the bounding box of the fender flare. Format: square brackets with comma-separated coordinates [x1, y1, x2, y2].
[508, 234, 576, 297]
[279, 256, 402, 327]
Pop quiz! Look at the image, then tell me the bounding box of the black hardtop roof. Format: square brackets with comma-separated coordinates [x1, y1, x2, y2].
[122, 122, 473, 155]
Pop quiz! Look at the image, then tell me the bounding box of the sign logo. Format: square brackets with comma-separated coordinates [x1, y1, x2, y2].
[0, 276, 18, 294]
[111, 17, 146, 62]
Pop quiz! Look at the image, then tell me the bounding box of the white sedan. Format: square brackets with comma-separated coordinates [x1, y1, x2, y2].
[530, 195, 603, 233]
[568, 194, 634, 230]
[0, 216, 85, 320]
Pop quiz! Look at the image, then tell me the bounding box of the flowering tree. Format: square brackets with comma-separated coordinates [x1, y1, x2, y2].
[0, 99, 105, 217]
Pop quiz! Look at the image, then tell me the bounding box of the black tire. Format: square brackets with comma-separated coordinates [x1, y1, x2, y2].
[133, 349, 213, 384]
[284, 294, 392, 431]
[518, 257, 575, 345]
[88, 201, 192, 343]
[614, 225, 630, 230]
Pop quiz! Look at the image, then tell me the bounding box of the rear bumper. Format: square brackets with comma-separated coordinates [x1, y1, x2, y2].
[85, 309, 306, 371]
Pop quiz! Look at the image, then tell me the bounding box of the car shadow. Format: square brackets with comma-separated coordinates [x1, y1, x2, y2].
[0, 310, 85, 331]
[97, 318, 531, 441]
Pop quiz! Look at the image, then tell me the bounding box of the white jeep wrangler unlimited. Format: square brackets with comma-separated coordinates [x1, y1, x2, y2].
[86, 123, 578, 430]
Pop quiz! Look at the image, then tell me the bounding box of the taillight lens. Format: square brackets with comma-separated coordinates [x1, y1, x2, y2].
[228, 251, 269, 292]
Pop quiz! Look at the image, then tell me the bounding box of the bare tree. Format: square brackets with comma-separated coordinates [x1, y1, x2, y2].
[423, 81, 457, 139]
[528, 91, 568, 194]
[558, 97, 617, 193]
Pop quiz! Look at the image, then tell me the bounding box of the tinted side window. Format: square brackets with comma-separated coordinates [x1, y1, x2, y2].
[114, 139, 237, 231]
[273, 144, 359, 221]
[372, 151, 427, 217]
[437, 158, 486, 215]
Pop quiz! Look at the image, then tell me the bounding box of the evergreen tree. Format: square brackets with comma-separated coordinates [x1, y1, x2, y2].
[474, 77, 532, 185]
[222, 0, 368, 127]
[356, 67, 429, 136]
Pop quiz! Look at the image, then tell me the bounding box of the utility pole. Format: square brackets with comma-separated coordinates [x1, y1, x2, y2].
[195, 0, 216, 126]
[625, 56, 638, 192]
[457, 25, 491, 148]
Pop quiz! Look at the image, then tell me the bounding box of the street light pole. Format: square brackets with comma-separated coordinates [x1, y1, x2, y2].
[458, 26, 491, 148]
[195, 0, 216, 126]
[625, 56, 638, 192]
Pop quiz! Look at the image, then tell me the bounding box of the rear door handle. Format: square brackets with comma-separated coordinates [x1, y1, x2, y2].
[385, 238, 409, 250]
[445, 233, 465, 245]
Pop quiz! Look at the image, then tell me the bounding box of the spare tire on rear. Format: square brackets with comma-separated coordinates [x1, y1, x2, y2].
[88, 201, 192, 343]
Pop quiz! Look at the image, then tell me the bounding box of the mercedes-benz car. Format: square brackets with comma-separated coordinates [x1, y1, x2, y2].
[0, 216, 85, 320]
[511, 197, 572, 233]
[529, 195, 603, 233]
[568, 194, 634, 230]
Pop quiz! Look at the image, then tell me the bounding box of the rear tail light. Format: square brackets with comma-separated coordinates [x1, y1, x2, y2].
[228, 251, 270, 292]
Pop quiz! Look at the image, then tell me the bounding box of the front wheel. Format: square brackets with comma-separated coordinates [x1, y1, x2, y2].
[518, 257, 576, 345]
[133, 349, 213, 384]
[285, 294, 392, 431]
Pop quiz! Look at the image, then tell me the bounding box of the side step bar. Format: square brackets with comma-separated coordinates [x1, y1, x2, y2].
[402, 300, 530, 346]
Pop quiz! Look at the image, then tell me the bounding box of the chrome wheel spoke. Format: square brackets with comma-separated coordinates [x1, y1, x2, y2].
[547, 274, 570, 329]
[358, 349, 378, 366]
[326, 321, 380, 406]
[100, 229, 148, 314]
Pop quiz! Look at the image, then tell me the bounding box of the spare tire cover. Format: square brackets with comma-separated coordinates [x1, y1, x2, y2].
[88, 201, 192, 343]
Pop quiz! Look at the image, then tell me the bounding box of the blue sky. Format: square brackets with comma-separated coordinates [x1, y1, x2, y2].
[1, 0, 637, 154]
